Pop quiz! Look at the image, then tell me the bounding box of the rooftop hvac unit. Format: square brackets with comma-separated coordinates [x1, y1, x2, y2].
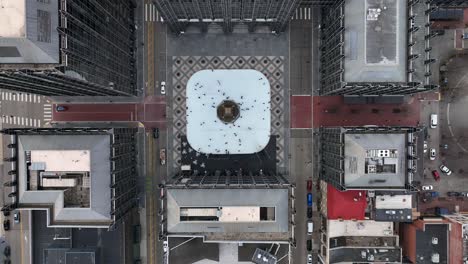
[368, 165, 377, 173]
[377, 149, 390, 157]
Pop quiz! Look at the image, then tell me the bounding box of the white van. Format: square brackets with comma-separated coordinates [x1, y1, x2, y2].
[307, 221, 314, 234]
[430, 114, 438, 128]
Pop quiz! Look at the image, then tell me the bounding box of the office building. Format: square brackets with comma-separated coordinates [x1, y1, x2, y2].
[319, 0, 437, 95]
[1, 127, 139, 229]
[0, 0, 136, 96]
[154, 0, 301, 33]
[319, 126, 420, 191]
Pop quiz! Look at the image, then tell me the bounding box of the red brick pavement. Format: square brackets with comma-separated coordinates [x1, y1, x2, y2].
[52, 96, 167, 130]
[313, 96, 422, 127]
[290, 95, 312, 128]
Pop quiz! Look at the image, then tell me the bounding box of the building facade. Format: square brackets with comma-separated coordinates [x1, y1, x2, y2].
[0, 0, 137, 96]
[1, 127, 139, 229]
[319, 0, 438, 95]
[154, 0, 301, 33]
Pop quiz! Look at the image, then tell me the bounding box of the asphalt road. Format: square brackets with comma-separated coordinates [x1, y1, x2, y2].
[289, 7, 320, 264]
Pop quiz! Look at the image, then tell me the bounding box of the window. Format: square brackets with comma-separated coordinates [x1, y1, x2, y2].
[37, 10, 51, 43]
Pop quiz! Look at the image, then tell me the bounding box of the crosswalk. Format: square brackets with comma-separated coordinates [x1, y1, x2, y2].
[292, 7, 313, 20]
[43, 104, 52, 122]
[145, 3, 163, 22]
[1, 91, 42, 103]
[1, 116, 42, 127]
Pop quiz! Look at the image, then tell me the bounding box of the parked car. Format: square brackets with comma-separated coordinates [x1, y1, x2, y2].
[13, 211, 20, 224]
[163, 241, 169, 253]
[430, 148, 436, 160]
[307, 180, 312, 192]
[3, 246, 10, 257]
[307, 221, 313, 235]
[160, 148, 166, 165]
[463, 33, 468, 39]
[430, 114, 438, 128]
[307, 254, 313, 264]
[423, 141, 428, 153]
[152, 128, 159, 139]
[447, 191, 462, 197]
[432, 170, 440, 181]
[56, 105, 68, 112]
[440, 164, 452, 176]
[432, 29, 445, 36]
[3, 220, 10, 231]
[422, 185, 433, 191]
[385, 210, 396, 215]
[160, 81, 166, 95]
[307, 193, 313, 207]
[428, 191, 440, 197]
[307, 207, 312, 219]
[307, 239, 312, 251]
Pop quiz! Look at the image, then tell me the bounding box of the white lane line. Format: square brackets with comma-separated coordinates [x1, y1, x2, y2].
[145, 3, 148, 22]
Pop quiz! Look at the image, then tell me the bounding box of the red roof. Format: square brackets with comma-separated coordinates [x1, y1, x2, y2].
[327, 184, 367, 220]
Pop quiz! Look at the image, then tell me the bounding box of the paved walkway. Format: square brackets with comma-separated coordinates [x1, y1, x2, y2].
[51, 96, 166, 130]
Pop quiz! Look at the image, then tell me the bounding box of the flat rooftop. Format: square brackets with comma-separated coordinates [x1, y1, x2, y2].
[344, 0, 407, 83]
[0, 0, 26, 37]
[166, 188, 288, 236]
[186, 69, 271, 154]
[416, 223, 449, 264]
[344, 132, 407, 188]
[0, 0, 59, 64]
[16, 134, 112, 227]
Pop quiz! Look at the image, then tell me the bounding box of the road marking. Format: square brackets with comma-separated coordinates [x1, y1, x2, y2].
[43, 104, 52, 122]
[145, 3, 163, 22]
[20, 214, 24, 264]
[292, 7, 311, 20]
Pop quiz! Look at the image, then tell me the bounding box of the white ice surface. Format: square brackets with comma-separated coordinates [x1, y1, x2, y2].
[186, 69, 271, 154]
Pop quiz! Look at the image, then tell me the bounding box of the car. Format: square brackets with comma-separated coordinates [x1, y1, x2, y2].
[56, 105, 68, 112]
[160, 81, 166, 95]
[307, 180, 312, 192]
[423, 141, 428, 153]
[447, 191, 462, 197]
[3, 220, 10, 231]
[440, 165, 452, 176]
[430, 114, 438, 128]
[152, 128, 159, 139]
[307, 193, 313, 207]
[13, 211, 20, 224]
[307, 254, 313, 264]
[3, 246, 10, 257]
[430, 148, 436, 160]
[163, 241, 169, 253]
[463, 33, 468, 39]
[432, 29, 445, 36]
[160, 148, 166, 165]
[307, 207, 312, 219]
[385, 210, 396, 215]
[422, 185, 433, 191]
[432, 170, 440, 181]
[307, 239, 312, 251]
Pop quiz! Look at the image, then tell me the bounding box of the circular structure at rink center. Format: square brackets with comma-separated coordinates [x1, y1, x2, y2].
[217, 100, 240, 124]
[186, 69, 271, 154]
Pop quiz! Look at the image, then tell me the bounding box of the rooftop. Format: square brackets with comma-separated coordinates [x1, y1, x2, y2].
[326, 184, 367, 220]
[16, 134, 112, 227]
[166, 188, 289, 237]
[0, 0, 59, 64]
[343, 0, 407, 83]
[344, 132, 407, 188]
[415, 223, 449, 264]
[186, 69, 271, 154]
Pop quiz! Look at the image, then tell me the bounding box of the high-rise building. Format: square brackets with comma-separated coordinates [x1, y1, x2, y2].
[154, 0, 302, 33]
[1, 127, 139, 229]
[0, 0, 137, 96]
[319, 0, 438, 95]
[319, 126, 420, 191]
